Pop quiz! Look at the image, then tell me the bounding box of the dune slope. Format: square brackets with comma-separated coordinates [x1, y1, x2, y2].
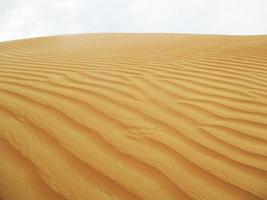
[0, 34, 267, 200]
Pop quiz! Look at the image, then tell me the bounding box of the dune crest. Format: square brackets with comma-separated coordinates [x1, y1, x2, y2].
[0, 34, 267, 200]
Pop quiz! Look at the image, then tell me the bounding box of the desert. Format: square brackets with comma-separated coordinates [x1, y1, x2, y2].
[0, 34, 267, 200]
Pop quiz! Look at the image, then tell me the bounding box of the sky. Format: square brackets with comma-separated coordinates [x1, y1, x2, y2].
[1, 0, 267, 41]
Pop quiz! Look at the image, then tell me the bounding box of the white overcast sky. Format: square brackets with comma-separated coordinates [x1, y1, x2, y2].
[1, 0, 267, 41]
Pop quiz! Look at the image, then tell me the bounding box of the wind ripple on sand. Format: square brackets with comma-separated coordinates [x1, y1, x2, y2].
[0, 34, 267, 200]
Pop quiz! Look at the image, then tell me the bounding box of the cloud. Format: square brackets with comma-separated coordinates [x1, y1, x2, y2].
[0, 0, 267, 41]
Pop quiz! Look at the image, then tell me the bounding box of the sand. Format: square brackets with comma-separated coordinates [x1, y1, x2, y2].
[0, 34, 266, 200]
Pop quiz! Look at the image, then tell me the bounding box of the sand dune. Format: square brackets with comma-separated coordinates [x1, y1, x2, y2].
[0, 34, 267, 200]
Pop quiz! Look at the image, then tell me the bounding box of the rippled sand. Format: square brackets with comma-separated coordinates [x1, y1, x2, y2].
[0, 34, 267, 200]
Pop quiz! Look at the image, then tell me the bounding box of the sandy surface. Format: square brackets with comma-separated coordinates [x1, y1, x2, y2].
[0, 34, 266, 200]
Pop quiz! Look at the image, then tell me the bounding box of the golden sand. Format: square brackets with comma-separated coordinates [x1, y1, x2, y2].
[0, 34, 266, 200]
